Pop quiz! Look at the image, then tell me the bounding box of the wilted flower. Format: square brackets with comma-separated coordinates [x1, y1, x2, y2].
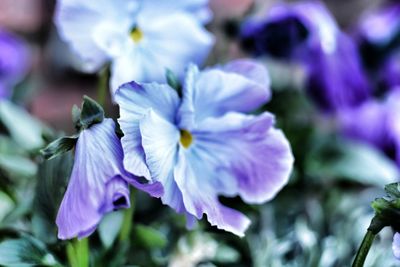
[240, 1, 370, 113]
[56, 117, 163, 239]
[115, 60, 294, 236]
[55, 0, 214, 96]
[0, 29, 29, 97]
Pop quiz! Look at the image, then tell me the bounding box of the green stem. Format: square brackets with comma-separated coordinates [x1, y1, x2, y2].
[352, 230, 376, 267]
[66, 238, 89, 267]
[97, 67, 109, 108]
[119, 190, 135, 242]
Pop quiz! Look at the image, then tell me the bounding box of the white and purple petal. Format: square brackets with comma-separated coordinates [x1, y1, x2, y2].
[115, 82, 179, 179]
[178, 60, 271, 129]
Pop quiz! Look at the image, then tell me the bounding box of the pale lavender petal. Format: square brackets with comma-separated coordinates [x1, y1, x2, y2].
[178, 60, 270, 129]
[139, 109, 186, 213]
[393, 233, 400, 260]
[55, 0, 138, 72]
[56, 119, 130, 240]
[193, 112, 294, 203]
[115, 82, 179, 179]
[110, 12, 214, 93]
[174, 148, 251, 237]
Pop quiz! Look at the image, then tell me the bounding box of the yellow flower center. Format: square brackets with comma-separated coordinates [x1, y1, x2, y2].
[180, 129, 193, 148]
[130, 27, 143, 43]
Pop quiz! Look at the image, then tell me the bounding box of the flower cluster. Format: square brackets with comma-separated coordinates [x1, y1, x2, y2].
[48, 0, 294, 240]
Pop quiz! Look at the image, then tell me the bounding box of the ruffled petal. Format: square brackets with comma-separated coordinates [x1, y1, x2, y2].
[178, 60, 270, 129]
[192, 112, 294, 204]
[174, 148, 251, 237]
[56, 119, 130, 239]
[110, 12, 213, 93]
[139, 109, 187, 213]
[115, 82, 180, 179]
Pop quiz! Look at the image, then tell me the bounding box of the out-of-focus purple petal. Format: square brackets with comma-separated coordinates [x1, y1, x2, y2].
[379, 53, 400, 91]
[240, 1, 338, 58]
[115, 81, 179, 179]
[0, 29, 29, 89]
[305, 33, 370, 112]
[393, 233, 400, 260]
[178, 60, 270, 129]
[56, 119, 130, 240]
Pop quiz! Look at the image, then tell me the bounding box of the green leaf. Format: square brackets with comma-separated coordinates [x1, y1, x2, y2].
[32, 152, 73, 243]
[134, 224, 167, 249]
[40, 135, 78, 160]
[307, 139, 399, 187]
[213, 244, 240, 263]
[0, 154, 37, 178]
[0, 236, 59, 266]
[0, 100, 45, 151]
[79, 95, 104, 129]
[166, 69, 182, 95]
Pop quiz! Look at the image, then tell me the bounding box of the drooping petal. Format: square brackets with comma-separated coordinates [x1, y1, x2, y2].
[56, 119, 130, 239]
[110, 12, 214, 93]
[178, 60, 270, 129]
[192, 112, 294, 203]
[115, 82, 179, 179]
[139, 109, 187, 213]
[393, 233, 400, 260]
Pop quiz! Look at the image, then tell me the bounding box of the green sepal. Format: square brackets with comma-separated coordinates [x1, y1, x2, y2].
[79, 95, 104, 129]
[40, 135, 78, 160]
[165, 68, 182, 96]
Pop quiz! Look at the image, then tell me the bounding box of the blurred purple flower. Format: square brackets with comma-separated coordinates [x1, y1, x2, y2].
[305, 33, 370, 112]
[0, 29, 29, 97]
[240, 1, 337, 59]
[55, 0, 214, 96]
[393, 233, 400, 259]
[241, 1, 370, 113]
[339, 90, 400, 164]
[115, 60, 294, 236]
[56, 118, 163, 240]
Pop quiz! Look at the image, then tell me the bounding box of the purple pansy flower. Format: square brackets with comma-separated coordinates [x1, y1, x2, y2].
[56, 118, 163, 239]
[115, 59, 294, 236]
[55, 0, 214, 97]
[0, 29, 29, 98]
[241, 1, 370, 113]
